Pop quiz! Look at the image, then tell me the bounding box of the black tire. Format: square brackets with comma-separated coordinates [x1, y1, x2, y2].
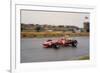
[52, 44, 60, 49]
[72, 41, 77, 47]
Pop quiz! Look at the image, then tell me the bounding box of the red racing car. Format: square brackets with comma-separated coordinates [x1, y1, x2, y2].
[43, 38, 78, 49]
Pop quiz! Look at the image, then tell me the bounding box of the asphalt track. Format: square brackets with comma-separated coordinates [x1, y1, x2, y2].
[21, 37, 89, 63]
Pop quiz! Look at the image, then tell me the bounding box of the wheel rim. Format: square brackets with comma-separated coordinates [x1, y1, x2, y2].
[74, 43, 77, 46]
[56, 45, 60, 48]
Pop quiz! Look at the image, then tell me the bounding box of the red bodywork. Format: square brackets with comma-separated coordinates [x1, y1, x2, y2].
[43, 38, 77, 48]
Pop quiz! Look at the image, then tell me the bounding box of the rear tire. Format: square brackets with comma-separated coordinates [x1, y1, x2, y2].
[52, 44, 60, 49]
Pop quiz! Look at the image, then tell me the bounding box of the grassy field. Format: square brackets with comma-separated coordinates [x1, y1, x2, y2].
[78, 56, 89, 60]
[21, 31, 89, 38]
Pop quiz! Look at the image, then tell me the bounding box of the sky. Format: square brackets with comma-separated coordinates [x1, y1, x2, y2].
[21, 10, 90, 28]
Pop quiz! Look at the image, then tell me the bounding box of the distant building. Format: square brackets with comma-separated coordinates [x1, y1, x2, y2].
[83, 16, 90, 32]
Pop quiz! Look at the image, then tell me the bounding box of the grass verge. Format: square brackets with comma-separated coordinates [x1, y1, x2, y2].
[78, 56, 89, 60]
[21, 31, 89, 38]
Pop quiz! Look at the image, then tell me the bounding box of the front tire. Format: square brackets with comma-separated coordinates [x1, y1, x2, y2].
[72, 40, 77, 47]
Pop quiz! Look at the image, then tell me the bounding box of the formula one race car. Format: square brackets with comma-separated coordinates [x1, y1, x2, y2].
[43, 38, 78, 49]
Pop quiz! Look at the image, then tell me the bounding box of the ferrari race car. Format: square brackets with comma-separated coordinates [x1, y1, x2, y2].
[43, 38, 78, 49]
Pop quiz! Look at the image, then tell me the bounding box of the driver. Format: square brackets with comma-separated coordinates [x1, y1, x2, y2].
[64, 35, 71, 40]
[59, 35, 72, 44]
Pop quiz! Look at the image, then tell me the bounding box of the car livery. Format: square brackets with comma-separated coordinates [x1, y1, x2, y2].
[43, 38, 78, 49]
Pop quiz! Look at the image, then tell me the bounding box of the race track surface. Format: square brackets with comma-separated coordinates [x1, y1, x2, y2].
[21, 37, 89, 63]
